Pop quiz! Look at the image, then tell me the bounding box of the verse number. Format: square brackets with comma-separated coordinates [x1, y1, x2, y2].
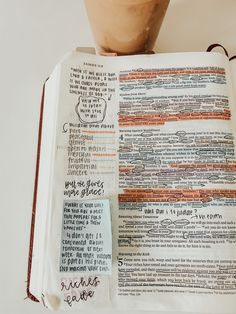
[118, 258, 123, 267]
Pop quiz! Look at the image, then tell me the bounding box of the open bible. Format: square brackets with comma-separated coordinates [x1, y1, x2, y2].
[27, 49, 236, 311]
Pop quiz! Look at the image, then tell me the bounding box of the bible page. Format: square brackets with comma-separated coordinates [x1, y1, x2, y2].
[40, 51, 236, 312]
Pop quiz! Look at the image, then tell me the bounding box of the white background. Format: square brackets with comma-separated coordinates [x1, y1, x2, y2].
[0, 0, 236, 313]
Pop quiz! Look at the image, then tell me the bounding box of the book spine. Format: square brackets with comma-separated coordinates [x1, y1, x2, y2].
[26, 80, 48, 302]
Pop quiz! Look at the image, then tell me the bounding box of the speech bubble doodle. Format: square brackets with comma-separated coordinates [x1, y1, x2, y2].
[75, 96, 107, 124]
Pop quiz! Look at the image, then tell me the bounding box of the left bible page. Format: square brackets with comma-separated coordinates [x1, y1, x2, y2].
[38, 52, 118, 310]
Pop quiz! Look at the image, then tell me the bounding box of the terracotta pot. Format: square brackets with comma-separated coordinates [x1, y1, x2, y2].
[85, 0, 170, 55]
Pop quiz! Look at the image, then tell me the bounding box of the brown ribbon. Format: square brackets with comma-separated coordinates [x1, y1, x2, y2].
[207, 43, 236, 61]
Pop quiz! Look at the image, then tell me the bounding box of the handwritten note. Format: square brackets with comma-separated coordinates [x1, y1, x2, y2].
[61, 276, 100, 307]
[60, 199, 112, 274]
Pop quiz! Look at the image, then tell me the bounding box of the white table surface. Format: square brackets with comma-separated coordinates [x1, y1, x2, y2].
[0, 0, 236, 313]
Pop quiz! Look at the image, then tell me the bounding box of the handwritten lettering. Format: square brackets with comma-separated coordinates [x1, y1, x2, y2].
[61, 277, 100, 307]
[64, 290, 94, 307]
[81, 179, 104, 198]
[64, 179, 104, 198]
[61, 276, 100, 291]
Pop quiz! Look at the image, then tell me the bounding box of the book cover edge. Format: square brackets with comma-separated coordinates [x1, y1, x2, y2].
[26, 80, 48, 302]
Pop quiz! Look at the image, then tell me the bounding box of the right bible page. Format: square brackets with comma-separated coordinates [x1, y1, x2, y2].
[111, 52, 236, 313]
[230, 58, 236, 104]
